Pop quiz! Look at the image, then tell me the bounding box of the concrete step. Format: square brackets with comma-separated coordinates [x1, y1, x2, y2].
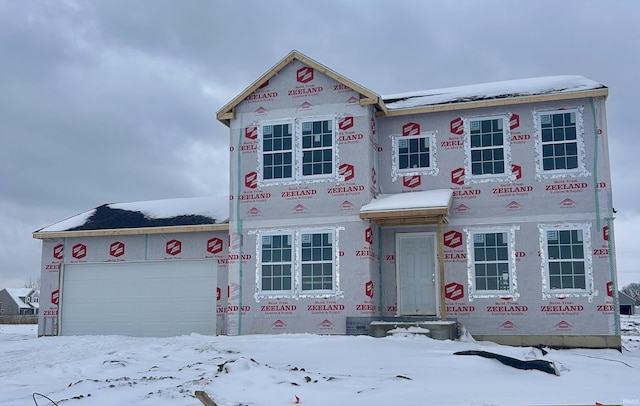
[369, 320, 457, 340]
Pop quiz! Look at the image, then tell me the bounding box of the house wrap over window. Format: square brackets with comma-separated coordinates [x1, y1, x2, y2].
[466, 226, 519, 300]
[254, 227, 342, 300]
[258, 117, 337, 185]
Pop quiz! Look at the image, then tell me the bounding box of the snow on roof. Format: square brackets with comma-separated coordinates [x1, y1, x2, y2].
[37, 196, 229, 233]
[382, 75, 606, 110]
[4, 288, 34, 309]
[360, 189, 453, 213]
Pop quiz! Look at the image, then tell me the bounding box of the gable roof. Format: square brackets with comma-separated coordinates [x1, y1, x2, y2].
[216, 50, 385, 126]
[217, 50, 608, 124]
[33, 196, 229, 239]
[2, 288, 34, 309]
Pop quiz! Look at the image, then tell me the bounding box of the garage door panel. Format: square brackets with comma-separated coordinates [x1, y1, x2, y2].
[61, 260, 216, 337]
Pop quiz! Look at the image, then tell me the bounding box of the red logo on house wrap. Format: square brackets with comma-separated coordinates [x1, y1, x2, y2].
[207, 238, 223, 254]
[450, 117, 464, 135]
[603, 226, 609, 241]
[245, 172, 258, 189]
[53, 244, 64, 260]
[365, 281, 374, 298]
[606, 281, 613, 297]
[443, 230, 463, 248]
[297, 66, 314, 83]
[272, 319, 287, 329]
[554, 320, 572, 330]
[509, 114, 520, 130]
[451, 168, 465, 185]
[166, 239, 182, 256]
[346, 96, 359, 104]
[245, 126, 258, 140]
[51, 289, 59, 305]
[72, 243, 86, 259]
[339, 116, 354, 131]
[506, 200, 522, 210]
[560, 198, 576, 208]
[402, 175, 421, 189]
[501, 320, 517, 330]
[445, 282, 464, 300]
[339, 163, 355, 181]
[109, 241, 125, 258]
[255, 106, 268, 114]
[217, 287, 221, 301]
[365, 227, 373, 245]
[402, 122, 420, 136]
[511, 164, 522, 180]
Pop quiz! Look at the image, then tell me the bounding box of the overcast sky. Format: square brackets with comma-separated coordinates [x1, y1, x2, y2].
[2, 0, 639, 290]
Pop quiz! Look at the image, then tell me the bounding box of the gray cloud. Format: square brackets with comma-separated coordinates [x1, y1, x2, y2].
[1, 0, 639, 288]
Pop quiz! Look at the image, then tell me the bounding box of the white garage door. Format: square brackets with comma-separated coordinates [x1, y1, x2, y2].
[60, 260, 216, 337]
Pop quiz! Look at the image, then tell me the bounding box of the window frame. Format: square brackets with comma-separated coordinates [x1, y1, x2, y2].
[255, 227, 342, 300]
[534, 107, 589, 180]
[258, 232, 294, 296]
[539, 223, 593, 298]
[463, 115, 514, 184]
[466, 226, 519, 299]
[257, 116, 338, 186]
[391, 131, 438, 180]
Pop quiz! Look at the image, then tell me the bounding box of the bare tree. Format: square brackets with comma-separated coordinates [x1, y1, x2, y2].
[621, 282, 640, 303]
[23, 276, 41, 291]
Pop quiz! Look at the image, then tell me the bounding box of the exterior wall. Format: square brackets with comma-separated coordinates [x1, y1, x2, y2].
[37, 230, 228, 336]
[227, 60, 381, 334]
[225, 60, 619, 341]
[374, 96, 619, 338]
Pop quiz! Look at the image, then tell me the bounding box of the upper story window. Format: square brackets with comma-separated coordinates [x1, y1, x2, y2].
[262, 123, 293, 181]
[539, 223, 593, 299]
[391, 131, 438, 180]
[259, 117, 336, 185]
[535, 108, 588, 179]
[256, 228, 341, 299]
[464, 115, 512, 183]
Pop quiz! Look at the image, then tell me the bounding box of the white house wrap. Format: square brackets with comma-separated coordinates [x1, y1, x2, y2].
[35, 51, 620, 348]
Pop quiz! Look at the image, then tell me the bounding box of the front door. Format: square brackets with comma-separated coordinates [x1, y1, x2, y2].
[396, 233, 437, 316]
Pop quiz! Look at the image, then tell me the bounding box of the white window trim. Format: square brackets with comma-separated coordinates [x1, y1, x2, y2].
[463, 114, 514, 184]
[390, 131, 439, 181]
[465, 225, 519, 301]
[253, 226, 343, 300]
[538, 222, 594, 300]
[257, 116, 339, 187]
[533, 107, 590, 181]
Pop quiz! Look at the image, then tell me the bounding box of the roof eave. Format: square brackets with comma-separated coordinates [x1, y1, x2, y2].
[32, 223, 230, 240]
[376, 88, 609, 117]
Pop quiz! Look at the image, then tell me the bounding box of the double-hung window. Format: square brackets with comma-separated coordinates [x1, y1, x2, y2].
[262, 123, 293, 181]
[535, 108, 587, 178]
[467, 227, 517, 298]
[540, 225, 591, 294]
[260, 234, 293, 294]
[260, 117, 336, 184]
[391, 132, 437, 179]
[257, 228, 339, 299]
[469, 118, 505, 177]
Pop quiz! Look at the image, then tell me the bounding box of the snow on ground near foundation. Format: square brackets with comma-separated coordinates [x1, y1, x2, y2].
[2, 318, 640, 406]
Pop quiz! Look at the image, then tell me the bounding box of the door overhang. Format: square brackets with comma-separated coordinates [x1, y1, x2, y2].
[359, 189, 453, 226]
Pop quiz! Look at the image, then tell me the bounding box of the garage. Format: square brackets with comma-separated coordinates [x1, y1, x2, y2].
[60, 259, 217, 337]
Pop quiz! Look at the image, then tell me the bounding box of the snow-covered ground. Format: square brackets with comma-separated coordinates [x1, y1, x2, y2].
[2, 317, 640, 406]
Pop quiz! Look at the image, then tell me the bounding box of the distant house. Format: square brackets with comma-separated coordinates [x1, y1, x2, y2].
[618, 291, 636, 315]
[34, 50, 621, 348]
[0, 288, 39, 316]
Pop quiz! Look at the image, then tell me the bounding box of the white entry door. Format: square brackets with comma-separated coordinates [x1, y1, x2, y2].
[396, 233, 437, 316]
